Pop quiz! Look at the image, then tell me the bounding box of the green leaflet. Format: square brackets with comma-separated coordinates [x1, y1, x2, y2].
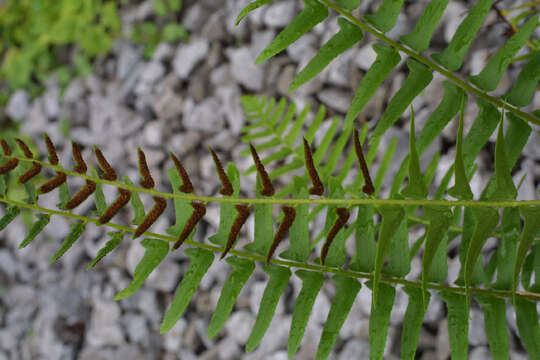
[422, 206, 452, 299]
[122, 176, 145, 225]
[166, 166, 194, 237]
[371, 137, 397, 195]
[455, 207, 484, 287]
[490, 118, 517, 201]
[209, 163, 241, 247]
[207, 257, 255, 339]
[439, 291, 469, 360]
[235, 0, 273, 25]
[285, 102, 312, 149]
[90, 167, 106, 216]
[87, 231, 124, 269]
[464, 207, 499, 293]
[160, 248, 214, 333]
[288, 270, 324, 358]
[0, 205, 20, 231]
[383, 218, 410, 277]
[289, 17, 363, 92]
[493, 207, 519, 290]
[515, 298, 540, 359]
[349, 204, 375, 272]
[469, 15, 538, 91]
[0, 174, 7, 196]
[371, 59, 433, 140]
[315, 275, 361, 360]
[399, 0, 449, 52]
[431, 0, 492, 71]
[475, 295, 509, 360]
[401, 286, 430, 360]
[530, 245, 540, 292]
[505, 50, 540, 107]
[463, 98, 500, 170]
[513, 206, 540, 297]
[372, 205, 404, 306]
[336, 0, 361, 10]
[448, 98, 473, 200]
[19, 213, 50, 248]
[244, 176, 273, 255]
[400, 107, 427, 199]
[114, 238, 169, 300]
[344, 44, 401, 127]
[57, 182, 70, 209]
[368, 282, 395, 360]
[280, 177, 310, 262]
[364, 0, 404, 33]
[313, 116, 340, 166]
[49, 222, 86, 263]
[246, 265, 291, 352]
[255, 0, 328, 64]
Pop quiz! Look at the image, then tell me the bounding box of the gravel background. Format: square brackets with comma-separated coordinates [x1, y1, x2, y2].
[1, 0, 539, 359]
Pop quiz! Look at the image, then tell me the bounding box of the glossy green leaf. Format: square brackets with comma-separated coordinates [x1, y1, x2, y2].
[505, 50, 540, 107]
[493, 207, 519, 290]
[455, 207, 484, 287]
[469, 15, 538, 91]
[336, 0, 361, 10]
[372, 205, 404, 305]
[0, 175, 7, 197]
[235, 0, 273, 25]
[365, 0, 404, 33]
[289, 18, 362, 92]
[513, 206, 540, 296]
[384, 218, 410, 277]
[90, 168, 107, 216]
[515, 298, 540, 358]
[530, 245, 540, 292]
[280, 177, 310, 262]
[368, 282, 395, 360]
[166, 166, 195, 237]
[288, 270, 324, 358]
[439, 291, 469, 360]
[246, 265, 291, 352]
[255, 0, 328, 64]
[349, 204, 375, 272]
[372, 137, 397, 195]
[491, 117, 517, 201]
[401, 286, 430, 360]
[122, 176, 145, 225]
[315, 275, 361, 360]
[431, 0, 492, 71]
[371, 59, 433, 140]
[87, 231, 124, 269]
[49, 222, 86, 263]
[115, 238, 169, 300]
[19, 213, 50, 248]
[475, 295, 509, 360]
[345, 44, 401, 126]
[313, 116, 340, 166]
[209, 163, 241, 247]
[448, 98, 473, 200]
[57, 182, 70, 209]
[400, 0, 449, 52]
[244, 177, 273, 255]
[401, 107, 427, 199]
[207, 257, 255, 339]
[464, 207, 499, 293]
[160, 248, 214, 333]
[0, 206, 20, 231]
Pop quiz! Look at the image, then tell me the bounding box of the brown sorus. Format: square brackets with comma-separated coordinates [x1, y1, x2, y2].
[133, 196, 167, 238]
[173, 201, 206, 250]
[320, 207, 350, 265]
[18, 162, 42, 183]
[39, 172, 67, 193]
[43, 133, 59, 165]
[353, 128, 375, 195]
[1, 139, 12, 155]
[303, 138, 324, 195]
[249, 143, 275, 196]
[209, 147, 233, 196]
[65, 180, 97, 210]
[170, 152, 194, 193]
[72, 141, 88, 174]
[266, 206, 296, 263]
[15, 138, 33, 158]
[221, 204, 250, 259]
[138, 148, 155, 189]
[94, 147, 117, 181]
[0, 159, 18, 175]
[98, 188, 131, 224]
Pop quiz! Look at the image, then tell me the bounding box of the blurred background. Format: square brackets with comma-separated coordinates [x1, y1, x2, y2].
[0, 0, 539, 359]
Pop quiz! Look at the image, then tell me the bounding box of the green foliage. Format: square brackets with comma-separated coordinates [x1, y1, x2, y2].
[1, 1, 540, 359]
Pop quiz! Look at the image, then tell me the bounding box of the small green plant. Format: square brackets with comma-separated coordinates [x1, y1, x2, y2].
[1, 1, 540, 359]
[0, 0, 121, 95]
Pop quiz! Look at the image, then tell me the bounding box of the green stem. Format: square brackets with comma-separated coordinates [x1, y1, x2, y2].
[318, 0, 540, 127]
[1, 196, 538, 302]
